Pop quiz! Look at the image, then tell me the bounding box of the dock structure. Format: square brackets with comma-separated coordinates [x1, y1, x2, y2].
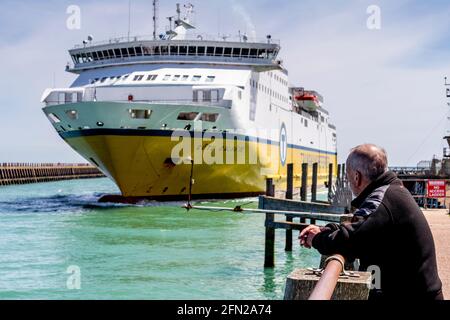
[259, 162, 375, 300]
[390, 166, 450, 209]
[267, 167, 450, 300]
[261, 163, 352, 268]
[0, 163, 105, 186]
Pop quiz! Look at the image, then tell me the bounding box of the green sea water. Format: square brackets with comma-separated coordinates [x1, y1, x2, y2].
[0, 178, 320, 300]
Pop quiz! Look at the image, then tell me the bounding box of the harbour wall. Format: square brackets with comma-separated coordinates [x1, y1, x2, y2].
[0, 163, 105, 186]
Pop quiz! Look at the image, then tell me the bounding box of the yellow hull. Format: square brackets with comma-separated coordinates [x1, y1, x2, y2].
[62, 131, 337, 200]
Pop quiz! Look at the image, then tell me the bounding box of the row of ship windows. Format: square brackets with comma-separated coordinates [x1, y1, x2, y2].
[129, 109, 220, 123]
[90, 74, 216, 85]
[262, 73, 288, 87]
[134, 74, 215, 83]
[49, 109, 220, 126]
[250, 79, 288, 103]
[299, 115, 328, 128]
[51, 110, 331, 132]
[50, 89, 224, 104]
[72, 46, 278, 64]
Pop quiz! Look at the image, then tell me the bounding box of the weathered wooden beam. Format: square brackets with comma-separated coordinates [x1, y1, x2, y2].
[311, 163, 318, 202]
[301, 163, 308, 202]
[286, 163, 293, 200]
[264, 178, 275, 268]
[266, 220, 309, 231]
[266, 178, 274, 197]
[260, 196, 347, 215]
[300, 163, 309, 224]
[285, 214, 293, 251]
[328, 163, 333, 201]
[285, 164, 294, 251]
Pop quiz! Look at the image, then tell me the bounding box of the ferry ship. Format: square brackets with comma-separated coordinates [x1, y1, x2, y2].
[41, 3, 337, 202]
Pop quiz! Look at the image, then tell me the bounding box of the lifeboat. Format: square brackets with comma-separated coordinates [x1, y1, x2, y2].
[294, 93, 320, 112]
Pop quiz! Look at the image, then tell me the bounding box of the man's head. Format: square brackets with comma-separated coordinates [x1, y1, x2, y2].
[346, 144, 388, 196]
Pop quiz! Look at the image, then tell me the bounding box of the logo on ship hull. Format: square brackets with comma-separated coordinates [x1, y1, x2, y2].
[280, 123, 287, 167]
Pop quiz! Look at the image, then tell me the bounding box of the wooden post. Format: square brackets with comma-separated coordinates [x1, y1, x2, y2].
[301, 163, 308, 201]
[300, 163, 308, 223]
[266, 178, 274, 197]
[337, 164, 341, 182]
[286, 163, 293, 200]
[285, 164, 294, 252]
[265, 178, 275, 268]
[328, 163, 333, 202]
[311, 163, 318, 203]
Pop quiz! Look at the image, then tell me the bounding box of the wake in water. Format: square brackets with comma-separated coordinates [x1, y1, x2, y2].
[0, 193, 126, 214]
[0, 177, 260, 214]
[0, 192, 194, 214]
[0, 193, 261, 214]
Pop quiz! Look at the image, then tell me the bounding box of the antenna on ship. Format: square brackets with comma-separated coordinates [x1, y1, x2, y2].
[176, 3, 181, 22]
[152, 0, 159, 40]
[127, 0, 132, 41]
[443, 76, 450, 161]
[166, 16, 176, 36]
[446, 77, 450, 102]
[165, 3, 195, 40]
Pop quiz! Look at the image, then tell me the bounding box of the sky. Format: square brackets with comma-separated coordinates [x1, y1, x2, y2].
[0, 0, 449, 165]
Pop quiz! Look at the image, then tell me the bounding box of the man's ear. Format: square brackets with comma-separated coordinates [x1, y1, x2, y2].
[355, 171, 362, 186]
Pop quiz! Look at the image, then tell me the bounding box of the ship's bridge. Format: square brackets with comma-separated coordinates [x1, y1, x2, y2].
[68, 36, 281, 73]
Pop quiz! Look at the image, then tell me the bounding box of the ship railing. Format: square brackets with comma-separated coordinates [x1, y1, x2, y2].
[43, 87, 233, 108]
[44, 96, 232, 109]
[73, 33, 280, 49]
[108, 99, 233, 108]
[41, 88, 85, 106]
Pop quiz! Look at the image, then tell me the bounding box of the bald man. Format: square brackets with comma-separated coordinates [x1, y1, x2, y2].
[300, 144, 443, 300]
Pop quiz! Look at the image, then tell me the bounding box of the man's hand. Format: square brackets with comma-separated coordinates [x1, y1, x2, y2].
[299, 225, 327, 249]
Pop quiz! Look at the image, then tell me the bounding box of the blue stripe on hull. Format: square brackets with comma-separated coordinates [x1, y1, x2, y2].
[60, 129, 338, 156]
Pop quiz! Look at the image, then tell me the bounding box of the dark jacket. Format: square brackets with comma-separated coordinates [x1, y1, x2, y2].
[312, 171, 443, 300]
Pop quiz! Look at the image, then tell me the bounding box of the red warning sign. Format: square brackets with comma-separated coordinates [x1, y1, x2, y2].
[427, 180, 446, 198]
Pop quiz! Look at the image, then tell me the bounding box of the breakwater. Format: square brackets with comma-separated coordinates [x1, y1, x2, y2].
[0, 163, 105, 186]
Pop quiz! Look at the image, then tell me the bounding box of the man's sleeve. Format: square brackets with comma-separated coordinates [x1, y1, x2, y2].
[312, 204, 392, 258]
